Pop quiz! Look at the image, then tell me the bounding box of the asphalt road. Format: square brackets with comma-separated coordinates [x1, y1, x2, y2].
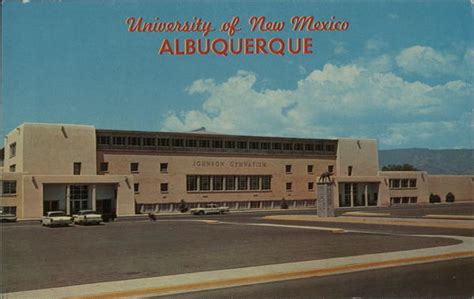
[166, 257, 474, 298]
[1, 203, 473, 296]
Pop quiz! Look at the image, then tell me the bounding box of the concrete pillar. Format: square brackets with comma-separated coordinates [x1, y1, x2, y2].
[66, 185, 71, 215]
[91, 184, 97, 211]
[350, 183, 354, 207]
[317, 182, 335, 217]
[364, 184, 368, 207]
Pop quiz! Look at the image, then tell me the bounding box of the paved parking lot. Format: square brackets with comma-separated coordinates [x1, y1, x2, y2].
[1, 203, 473, 297]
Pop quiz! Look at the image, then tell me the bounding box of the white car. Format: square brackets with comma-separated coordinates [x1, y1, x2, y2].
[0, 210, 17, 222]
[73, 210, 102, 225]
[190, 204, 230, 215]
[42, 211, 72, 227]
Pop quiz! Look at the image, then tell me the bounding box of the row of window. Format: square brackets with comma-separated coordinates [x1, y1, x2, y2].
[389, 179, 417, 189]
[390, 197, 418, 204]
[104, 162, 332, 175]
[137, 200, 317, 213]
[97, 135, 337, 153]
[186, 175, 273, 192]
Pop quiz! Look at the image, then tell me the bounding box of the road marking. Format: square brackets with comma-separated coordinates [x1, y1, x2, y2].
[4, 234, 473, 299]
[236, 222, 347, 233]
[423, 214, 474, 220]
[264, 215, 474, 230]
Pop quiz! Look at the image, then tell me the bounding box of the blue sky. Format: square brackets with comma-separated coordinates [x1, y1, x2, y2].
[2, 0, 473, 149]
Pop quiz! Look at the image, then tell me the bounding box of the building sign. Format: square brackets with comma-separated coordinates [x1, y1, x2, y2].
[192, 160, 267, 168]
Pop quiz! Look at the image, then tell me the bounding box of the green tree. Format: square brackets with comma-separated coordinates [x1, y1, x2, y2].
[381, 164, 420, 171]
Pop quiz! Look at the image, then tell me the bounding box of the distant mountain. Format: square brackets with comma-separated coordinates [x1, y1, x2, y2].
[379, 149, 474, 175]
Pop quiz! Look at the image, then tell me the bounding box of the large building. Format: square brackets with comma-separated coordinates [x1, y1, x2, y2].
[1, 123, 472, 219]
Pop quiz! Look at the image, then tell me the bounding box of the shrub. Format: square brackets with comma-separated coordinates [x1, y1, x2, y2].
[445, 192, 455, 203]
[429, 193, 441, 203]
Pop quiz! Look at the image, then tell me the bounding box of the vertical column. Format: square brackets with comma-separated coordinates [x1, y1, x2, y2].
[364, 184, 368, 207]
[66, 185, 71, 215]
[350, 183, 354, 207]
[92, 184, 97, 210]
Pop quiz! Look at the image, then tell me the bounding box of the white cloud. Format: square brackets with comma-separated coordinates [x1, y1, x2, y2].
[365, 39, 387, 51]
[22, 0, 31, 3]
[395, 46, 464, 78]
[162, 63, 472, 148]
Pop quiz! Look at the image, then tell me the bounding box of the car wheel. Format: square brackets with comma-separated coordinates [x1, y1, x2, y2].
[199, 211, 205, 215]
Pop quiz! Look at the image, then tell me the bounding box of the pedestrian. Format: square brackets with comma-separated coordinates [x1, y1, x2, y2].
[148, 212, 156, 221]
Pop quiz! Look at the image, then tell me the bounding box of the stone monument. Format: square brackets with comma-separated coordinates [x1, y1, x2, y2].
[317, 172, 335, 217]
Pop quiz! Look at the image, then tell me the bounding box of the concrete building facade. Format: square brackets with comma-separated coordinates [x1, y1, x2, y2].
[1, 123, 472, 219]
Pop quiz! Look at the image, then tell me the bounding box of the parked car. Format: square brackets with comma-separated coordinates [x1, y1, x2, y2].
[42, 211, 72, 227]
[190, 204, 229, 215]
[0, 210, 17, 222]
[73, 210, 102, 225]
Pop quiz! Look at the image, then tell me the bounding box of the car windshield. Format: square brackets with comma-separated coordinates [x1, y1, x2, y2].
[49, 212, 65, 217]
[80, 210, 96, 215]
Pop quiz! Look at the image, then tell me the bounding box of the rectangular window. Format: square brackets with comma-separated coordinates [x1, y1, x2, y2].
[100, 162, 109, 172]
[224, 140, 235, 148]
[70, 185, 89, 200]
[391, 179, 400, 188]
[250, 176, 260, 190]
[237, 141, 247, 149]
[200, 176, 210, 191]
[225, 176, 236, 190]
[326, 144, 335, 152]
[128, 137, 141, 146]
[212, 176, 223, 191]
[212, 140, 223, 148]
[238, 176, 248, 190]
[285, 165, 292, 173]
[260, 142, 270, 150]
[160, 183, 168, 193]
[410, 197, 417, 204]
[134, 183, 139, 193]
[187, 176, 198, 191]
[261, 176, 271, 190]
[199, 140, 210, 148]
[172, 139, 184, 147]
[316, 144, 324, 151]
[308, 182, 314, 190]
[2, 181, 17, 195]
[283, 143, 292, 150]
[9, 142, 16, 158]
[272, 143, 282, 150]
[1, 206, 17, 215]
[186, 139, 197, 147]
[401, 179, 409, 188]
[73, 162, 81, 175]
[294, 143, 303, 151]
[286, 182, 292, 191]
[9, 165, 16, 172]
[307, 165, 314, 173]
[143, 137, 156, 147]
[160, 163, 168, 173]
[249, 142, 259, 149]
[130, 162, 139, 173]
[112, 136, 126, 145]
[402, 196, 410, 204]
[97, 136, 110, 145]
[328, 165, 334, 173]
[305, 144, 314, 151]
[409, 179, 417, 188]
[157, 138, 170, 147]
[348, 166, 353, 176]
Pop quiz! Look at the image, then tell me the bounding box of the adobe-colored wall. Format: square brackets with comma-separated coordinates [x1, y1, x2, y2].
[22, 123, 97, 175]
[4, 124, 25, 173]
[379, 171, 431, 204]
[428, 175, 473, 202]
[336, 139, 379, 177]
[98, 152, 337, 204]
[0, 170, 23, 216]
